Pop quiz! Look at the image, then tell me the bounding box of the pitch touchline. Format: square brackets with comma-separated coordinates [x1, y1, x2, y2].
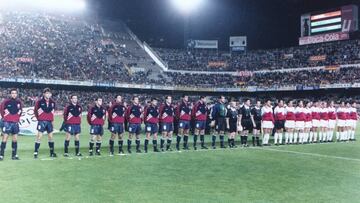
[251, 147, 360, 162]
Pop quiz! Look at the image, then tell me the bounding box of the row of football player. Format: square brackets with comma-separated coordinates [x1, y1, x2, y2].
[0, 88, 358, 160]
[0, 88, 220, 159]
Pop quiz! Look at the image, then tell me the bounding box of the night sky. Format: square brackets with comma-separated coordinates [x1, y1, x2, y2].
[91, 0, 360, 50]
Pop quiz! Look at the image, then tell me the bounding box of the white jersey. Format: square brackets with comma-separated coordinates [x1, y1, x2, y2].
[274, 106, 286, 121]
[350, 107, 358, 120]
[295, 107, 306, 114]
[304, 107, 312, 119]
[327, 106, 336, 120]
[261, 106, 273, 117]
[320, 107, 329, 119]
[274, 106, 285, 115]
[261, 106, 274, 129]
[336, 107, 348, 118]
[285, 106, 296, 120]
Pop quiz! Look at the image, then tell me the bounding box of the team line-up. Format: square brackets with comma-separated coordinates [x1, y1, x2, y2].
[0, 88, 358, 160]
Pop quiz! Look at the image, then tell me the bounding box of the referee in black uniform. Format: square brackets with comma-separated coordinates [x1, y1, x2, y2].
[251, 100, 262, 146]
[226, 99, 238, 148]
[239, 99, 256, 147]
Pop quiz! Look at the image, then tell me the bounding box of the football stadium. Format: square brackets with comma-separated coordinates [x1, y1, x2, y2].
[0, 0, 360, 202]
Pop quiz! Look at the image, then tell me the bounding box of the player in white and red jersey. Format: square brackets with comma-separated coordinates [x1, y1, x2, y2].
[319, 102, 329, 143]
[327, 101, 336, 142]
[336, 101, 348, 141]
[310, 101, 321, 143]
[304, 101, 313, 144]
[349, 101, 358, 141]
[284, 100, 296, 144]
[274, 100, 286, 145]
[295, 101, 306, 144]
[261, 99, 274, 146]
[344, 102, 352, 141]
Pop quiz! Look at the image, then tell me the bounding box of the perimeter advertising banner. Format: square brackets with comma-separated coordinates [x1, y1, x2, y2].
[19, 107, 38, 136]
[299, 31, 349, 45]
[187, 40, 218, 49]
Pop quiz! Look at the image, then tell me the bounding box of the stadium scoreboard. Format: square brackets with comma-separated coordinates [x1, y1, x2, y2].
[299, 5, 358, 45]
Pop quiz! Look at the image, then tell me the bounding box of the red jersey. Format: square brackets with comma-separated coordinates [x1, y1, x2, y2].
[295, 107, 306, 121]
[87, 105, 106, 125]
[159, 103, 175, 123]
[126, 104, 142, 124]
[0, 98, 22, 123]
[176, 101, 192, 121]
[261, 106, 274, 122]
[349, 107, 358, 120]
[63, 103, 82, 125]
[34, 97, 56, 122]
[144, 105, 159, 124]
[192, 101, 207, 121]
[336, 107, 348, 120]
[311, 107, 321, 120]
[285, 107, 296, 121]
[108, 102, 126, 124]
[327, 107, 336, 120]
[305, 108, 312, 122]
[320, 108, 329, 120]
[274, 106, 286, 121]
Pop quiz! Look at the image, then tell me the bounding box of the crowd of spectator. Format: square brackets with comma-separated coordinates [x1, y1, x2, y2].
[156, 39, 360, 72]
[165, 66, 360, 88]
[0, 11, 162, 84]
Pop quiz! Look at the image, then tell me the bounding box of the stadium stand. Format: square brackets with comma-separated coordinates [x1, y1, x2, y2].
[156, 40, 360, 72]
[1, 11, 360, 90]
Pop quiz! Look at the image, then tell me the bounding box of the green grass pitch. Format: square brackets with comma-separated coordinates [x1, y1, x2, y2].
[0, 116, 359, 203]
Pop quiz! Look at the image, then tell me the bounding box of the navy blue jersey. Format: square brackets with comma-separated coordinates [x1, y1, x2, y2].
[211, 102, 227, 120]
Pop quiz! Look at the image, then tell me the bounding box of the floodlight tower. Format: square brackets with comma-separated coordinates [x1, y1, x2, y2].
[171, 0, 204, 48]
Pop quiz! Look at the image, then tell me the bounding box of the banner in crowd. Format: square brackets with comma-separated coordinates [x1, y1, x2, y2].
[101, 39, 113, 46]
[283, 54, 294, 59]
[231, 46, 246, 52]
[299, 31, 349, 45]
[16, 57, 34, 63]
[236, 71, 253, 77]
[325, 65, 340, 71]
[235, 81, 246, 85]
[187, 40, 218, 49]
[309, 55, 327, 62]
[320, 83, 352, 89]
[208, 61, 227, 68]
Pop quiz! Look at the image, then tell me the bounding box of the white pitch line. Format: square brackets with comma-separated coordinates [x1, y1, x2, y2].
[32, 142, 359, 162]
[40, 158, 54, 161]
[251, 147, 360, 162]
